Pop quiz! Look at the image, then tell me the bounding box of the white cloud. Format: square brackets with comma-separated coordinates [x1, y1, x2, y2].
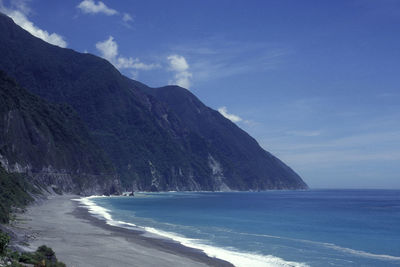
[122, 13, 133, 22]
[95, 36, 118, 61]
[0, 3, 67, 47]
[76, 1, 133, 27]
[167, 55, 192, 89]
[173, 71, 192, 89]
[218, 106, 242, 123]
[168, 55, 189, 72]
[116, 57, 159, 70]
[77, 0, 118, 16]
[96, 36, 160, 72]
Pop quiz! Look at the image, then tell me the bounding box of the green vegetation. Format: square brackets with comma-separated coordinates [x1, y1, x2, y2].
[19, 245, 66, 267]
[0, 231, 65, 267]
[0, 166, 34, 223]
[0, 231, 9, 255]
[0, 171, 64, 266]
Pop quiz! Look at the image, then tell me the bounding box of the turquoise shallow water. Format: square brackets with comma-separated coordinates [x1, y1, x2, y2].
[81, 190, 400, 266]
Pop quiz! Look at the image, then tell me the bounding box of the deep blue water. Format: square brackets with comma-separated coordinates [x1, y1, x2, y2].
[82, 190, 400, 266]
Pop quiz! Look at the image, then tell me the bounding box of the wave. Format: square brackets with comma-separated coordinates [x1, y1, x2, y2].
[75, 196, 113, 221]
[75, 196, 309, 267]
[321, 243, 400, 261]
[73, 196, 140, 229]
[232, 231, 400, 262]
[143, 226, 308, 267]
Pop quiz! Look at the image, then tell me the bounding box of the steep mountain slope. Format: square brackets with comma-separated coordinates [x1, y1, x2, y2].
[0, 71, 118, 194]
[0, 13, 307, 190]
[146, 86, 307, 189]
[0, 14, 217, 190]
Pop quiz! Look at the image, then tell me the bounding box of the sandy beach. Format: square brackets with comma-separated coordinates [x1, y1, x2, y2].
[8, 195, 232, 267]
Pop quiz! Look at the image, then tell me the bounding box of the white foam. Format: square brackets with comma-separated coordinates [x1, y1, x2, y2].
[238, 232, 400, 262]
[76, 196, 309, 267]
[73, 196, 113, 221]
[321, 242, 400, 261]
[74, 196, 139, 230]
[143, 226, 309, 267]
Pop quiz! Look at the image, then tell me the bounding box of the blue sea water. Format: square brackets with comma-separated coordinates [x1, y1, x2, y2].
[79, 190, 400, 266]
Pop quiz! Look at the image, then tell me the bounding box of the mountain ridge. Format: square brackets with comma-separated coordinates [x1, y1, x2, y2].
[0, 12, 308, 192]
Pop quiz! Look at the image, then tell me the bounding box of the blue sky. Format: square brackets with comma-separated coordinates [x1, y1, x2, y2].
[1, 0, 399, 188]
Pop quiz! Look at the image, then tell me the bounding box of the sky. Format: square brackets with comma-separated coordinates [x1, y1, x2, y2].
[1, 0, 399, 188]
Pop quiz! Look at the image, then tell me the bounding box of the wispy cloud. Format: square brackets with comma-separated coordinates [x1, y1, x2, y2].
[286, 130, 322, 137]
[96, 36, 160, 77]
[283, 150, 400, 167]
[170, 37, 291, 82]
[241, 94, 400, 188]
[77, 0, 117, 16]
[218, 106, 242, 123]
[0, 0, 67, 47]
[262, 130, 400, 168]
[167, 55, 192, 89]
[120, 12, 134, 28]
[122, 13, 133, 22]
[6, 0, 31, 14]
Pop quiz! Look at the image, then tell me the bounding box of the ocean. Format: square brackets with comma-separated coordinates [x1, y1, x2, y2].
[77, 190, 400, 267]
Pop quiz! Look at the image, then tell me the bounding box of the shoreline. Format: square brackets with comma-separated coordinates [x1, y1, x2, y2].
[73, 197, 233, 267]
[8, 194, 233, 267]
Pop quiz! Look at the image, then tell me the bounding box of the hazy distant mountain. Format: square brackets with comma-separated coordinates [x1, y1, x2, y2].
[0, 12, 307, 191]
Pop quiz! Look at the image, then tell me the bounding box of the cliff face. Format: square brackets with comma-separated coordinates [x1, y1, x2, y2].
[0, 13, 307, 191]
[0, 71, 119, 195]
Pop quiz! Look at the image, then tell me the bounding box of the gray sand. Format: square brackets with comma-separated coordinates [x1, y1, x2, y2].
[11, 195, 232, 267]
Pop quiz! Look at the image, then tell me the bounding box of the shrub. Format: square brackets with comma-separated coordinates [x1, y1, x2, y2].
[19, 245, 66, 267]
[0, 230, 10, 255]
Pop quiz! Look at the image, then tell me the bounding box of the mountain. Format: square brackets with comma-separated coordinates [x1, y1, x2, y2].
[146, 86, 307, 189]
[0, 12, 307, 191]
[0, 70, 118, 195]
